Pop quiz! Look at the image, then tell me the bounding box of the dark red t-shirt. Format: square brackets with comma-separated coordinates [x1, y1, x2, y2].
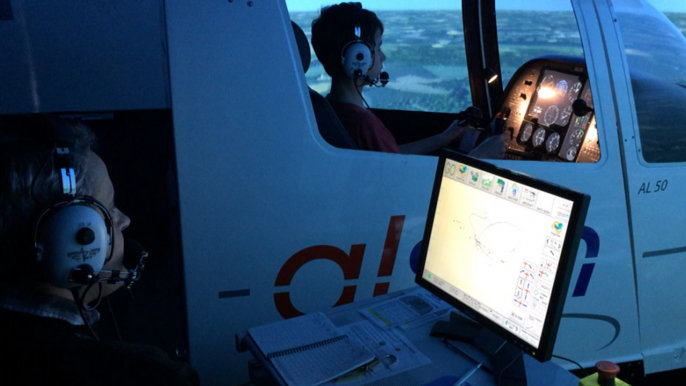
[330, 102, 400, 153]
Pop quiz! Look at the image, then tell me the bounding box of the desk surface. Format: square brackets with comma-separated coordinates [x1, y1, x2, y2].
[238, 287, 579, 386]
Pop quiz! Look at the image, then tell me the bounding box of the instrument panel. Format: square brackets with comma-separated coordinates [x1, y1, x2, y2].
[499, 58, 600, 163]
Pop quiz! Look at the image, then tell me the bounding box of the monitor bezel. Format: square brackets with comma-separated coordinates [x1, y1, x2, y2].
[415, 149, 590, 362]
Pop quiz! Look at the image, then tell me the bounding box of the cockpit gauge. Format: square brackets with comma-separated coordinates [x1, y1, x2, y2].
[571, 128, 585, 141]
[545, 132, 561, 153]
[566, 147, 578, 161]
[533, 127, 547, 147]
[520, 123, 534, 142]
[541, 74, 555, 89]
[569, 81, 583, 101]
[567, 128, 585, 148]
[544, 105, 559, 126]
[555, 80, 568, 96]
[560, 106, 573, 126]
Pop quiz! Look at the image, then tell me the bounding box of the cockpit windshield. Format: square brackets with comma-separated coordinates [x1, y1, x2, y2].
[614, 0, 686, 163]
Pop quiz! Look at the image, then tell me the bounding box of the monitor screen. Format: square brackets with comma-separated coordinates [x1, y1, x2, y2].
[415, 150, 590, 361]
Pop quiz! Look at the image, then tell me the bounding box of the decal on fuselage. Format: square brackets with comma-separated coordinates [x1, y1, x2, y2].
[274, 215, 405, 318]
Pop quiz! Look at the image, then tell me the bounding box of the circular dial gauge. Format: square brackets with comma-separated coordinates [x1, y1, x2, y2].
[520, 123, 534, 142]
[566, 147, 578, 161]
[545, 132, 561, 153]
[569, 81, 583, 101]
[555, 80, 568, 96]
[544, 105, 559, 126]
[533, 127, 547, 147]
[560, 106, 574, 126]
[541, 74, 555, 89]
[568, 128, 585, 148]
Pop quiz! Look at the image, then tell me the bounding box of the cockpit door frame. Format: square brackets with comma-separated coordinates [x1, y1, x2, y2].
[462, 0, 503, 125]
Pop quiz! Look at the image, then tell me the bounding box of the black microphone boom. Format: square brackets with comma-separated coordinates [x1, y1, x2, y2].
[364, 71, 390, 87]
[123, 238, 147, 271]
[69, 238, 148, 289]
[119, 238, 147, 289]
[379, 72, 389, 87]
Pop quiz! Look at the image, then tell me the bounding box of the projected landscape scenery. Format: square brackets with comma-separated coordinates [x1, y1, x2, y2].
[291, 10, 686, 113]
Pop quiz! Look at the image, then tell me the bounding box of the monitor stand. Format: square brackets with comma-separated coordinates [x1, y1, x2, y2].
[431, 311, 528, 386]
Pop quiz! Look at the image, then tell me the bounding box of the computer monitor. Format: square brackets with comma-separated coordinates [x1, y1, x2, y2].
[415, 150, 590, 362]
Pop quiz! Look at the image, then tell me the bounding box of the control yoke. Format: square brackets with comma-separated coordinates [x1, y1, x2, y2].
[456, 106, 484, 128]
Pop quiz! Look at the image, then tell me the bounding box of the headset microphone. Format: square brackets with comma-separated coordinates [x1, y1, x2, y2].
[120, 238, 147, 289]
[379, 71, 389, 86]
[365, 71, 389, 87]
[70, 238, 147, 289]
[363, 71, 389, 87]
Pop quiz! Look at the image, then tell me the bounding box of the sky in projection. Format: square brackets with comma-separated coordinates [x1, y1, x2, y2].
[286, 0, 686, 12]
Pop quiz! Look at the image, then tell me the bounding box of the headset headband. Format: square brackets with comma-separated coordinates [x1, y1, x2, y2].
[54, 144, 77, 197]
[24, 118, 115, 289]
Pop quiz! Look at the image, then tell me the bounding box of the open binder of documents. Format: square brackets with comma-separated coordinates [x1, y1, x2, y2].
[247, 312, 375, 386]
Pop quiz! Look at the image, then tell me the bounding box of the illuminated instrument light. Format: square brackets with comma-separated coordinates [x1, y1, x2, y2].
[483, 67, 499, 84]
[537, 87, 555, 99]
[585, 119, 598, 142]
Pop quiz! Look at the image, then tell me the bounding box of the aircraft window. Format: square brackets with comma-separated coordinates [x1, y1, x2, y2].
[495, 1, 584, 90]
[492, 2, 598, 163]
[287, 1, 469, 113]
[614, 1, 686, 163]
[498, 58, 600, 163]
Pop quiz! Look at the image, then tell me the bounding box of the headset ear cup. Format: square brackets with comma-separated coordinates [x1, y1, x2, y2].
[36, 204, 109, 288]
[341, 40, 373, 78]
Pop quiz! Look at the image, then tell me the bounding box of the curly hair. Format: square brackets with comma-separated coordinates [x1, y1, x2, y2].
[311, 2, 384, 77]
[0, 115, 97, 281]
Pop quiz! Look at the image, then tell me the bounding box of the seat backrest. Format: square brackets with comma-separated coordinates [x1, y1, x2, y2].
[291, 21, 358, 150]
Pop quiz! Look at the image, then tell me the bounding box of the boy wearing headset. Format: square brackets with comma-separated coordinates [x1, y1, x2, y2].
[311, 2, 506, 156]
[0, 115, 199, 385]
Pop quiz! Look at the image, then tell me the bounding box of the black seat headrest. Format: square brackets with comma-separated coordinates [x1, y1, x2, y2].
[291, 21, 311, 74]
[290, 20, 358, 150]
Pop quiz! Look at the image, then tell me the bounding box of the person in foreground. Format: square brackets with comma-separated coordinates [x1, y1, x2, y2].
[311, 2, 506, 157]
[0, 115, 199, 385]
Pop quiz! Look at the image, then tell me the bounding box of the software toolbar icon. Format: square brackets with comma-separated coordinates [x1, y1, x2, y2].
[470, 170, 479, 182]
[552, 221, 564, 234]
[497, 179, 506, 193]
[510, 183, 519, 198]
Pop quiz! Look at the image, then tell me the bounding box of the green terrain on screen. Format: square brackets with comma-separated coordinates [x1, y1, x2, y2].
[291, 10, 686, 113]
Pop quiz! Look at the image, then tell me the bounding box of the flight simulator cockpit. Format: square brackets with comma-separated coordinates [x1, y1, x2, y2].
[500, 58, 601, 163]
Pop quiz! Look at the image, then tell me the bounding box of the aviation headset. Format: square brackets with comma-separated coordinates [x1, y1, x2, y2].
[28, 120, 114, 289]
[340, 23, 375, 78]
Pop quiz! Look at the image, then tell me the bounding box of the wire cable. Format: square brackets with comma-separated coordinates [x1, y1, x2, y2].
[552, 354, 589, 376]
[71, 286, 100, 341]
[105, 296, 123, 341]
[80, 280, 103, 311]
[353, 77, 371, 110]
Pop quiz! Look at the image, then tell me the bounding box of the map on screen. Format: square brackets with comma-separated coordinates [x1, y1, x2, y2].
[417, 152, 589, 361]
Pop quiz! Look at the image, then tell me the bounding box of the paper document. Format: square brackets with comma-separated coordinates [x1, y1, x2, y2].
[330, 320, 432, 385]
[360, 287, 451, 330]
[248, 312, 375, 386]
